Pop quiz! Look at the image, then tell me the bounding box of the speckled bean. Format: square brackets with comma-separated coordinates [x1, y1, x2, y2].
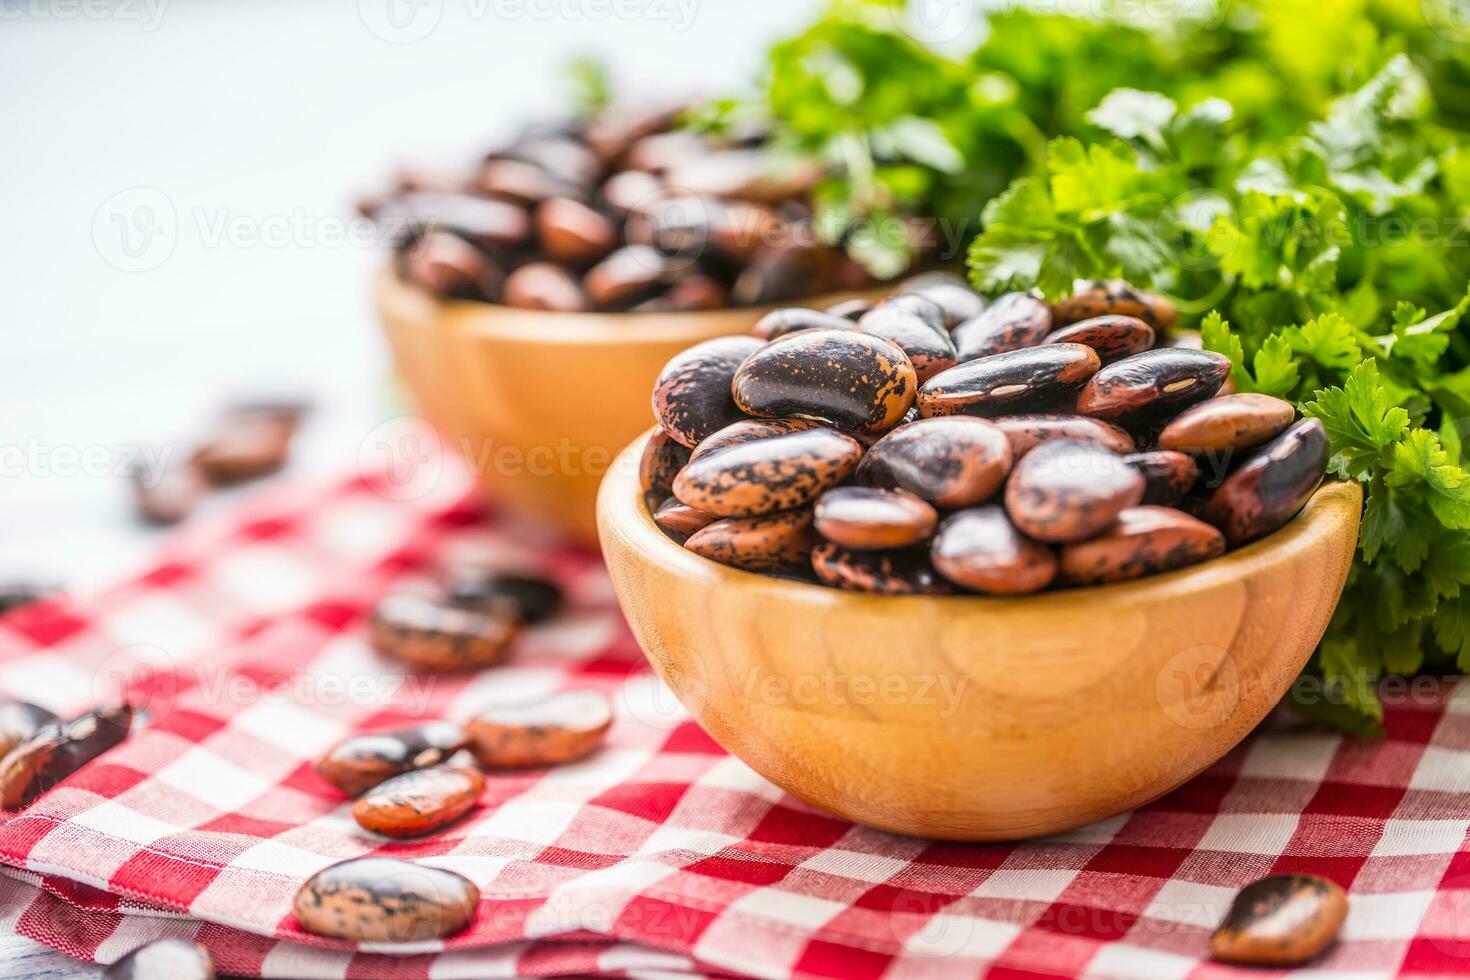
[294, 857, 479, 942]
[1058, 506, 1225, 584]
[1004, 439, 1145, 543]
[673, 426, 863, 517]
[814, 487, 938, 550]
[732, 329, 917, 433]
[810, 542, 953, 595]
[952, 292, 1052, 361]
[1210, 874, 1347, 967]
[856, 416, 1012, 508]
[316, 721, 468, 797]
[652, 335, 765, 448]
[351, 766, 485, 838]
[1203, 418, 1329, 545]
[918, 344, 1100, 418]
[931, 507, 1057, 595]
[467, 690, 613, 768]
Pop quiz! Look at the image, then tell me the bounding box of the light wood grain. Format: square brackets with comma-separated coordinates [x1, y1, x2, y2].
[598, 430, 1363, 841]
[376, 269, 884, 546]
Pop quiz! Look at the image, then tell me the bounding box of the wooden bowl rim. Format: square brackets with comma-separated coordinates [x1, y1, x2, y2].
[600, 428, 1364, 614]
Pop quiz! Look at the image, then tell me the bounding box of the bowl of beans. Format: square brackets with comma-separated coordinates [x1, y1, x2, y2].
[369, 104, 916, 545]
[596, 278, 1362, 840]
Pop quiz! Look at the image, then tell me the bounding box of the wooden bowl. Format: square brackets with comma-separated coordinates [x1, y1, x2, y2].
[375, 269, 881, 546]
[597, 430, 1362, 841]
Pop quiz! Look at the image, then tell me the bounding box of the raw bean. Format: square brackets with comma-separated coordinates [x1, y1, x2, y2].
[690, 418, 818, 461]
[501, 137, 602, 187]
[992, 414, 1135, 459]
[1203, 418, 1329, 545]
[685, 508, 820, 573]
[918, 344, 1101, 419]
[898, 271, 986, 328]
[732, 330, 916, 433]
[814, 487, 938, 550]
[878, 293, 946, 332]
[0, 701, 58, 760]
[503, 262, 587, 312]
[379, 191, 529, 250]
[467, 690, 612, 768]
[1059, 506, 1225, 585]
[707, 201, 782, 262]
[856, 417, 1011, 508]
[1211, 874, 1348, 967]
[1158, 393, 1296, 453]
[931, 506, 1057, 595]
[952, 292, 1052, 360]
[130, 458, 207, 525]
[585, 103, 686, 162]
[192, 406, 299, 486]
[752, 307, 855, 341]
[401, 232, 501, 299]
[638, 428, 692, 497]
[732, 242, 834, 306]
[476, 158, 571, 206]
[0, 704, 133, 810]
[1123, 451, 1199, 506]
[667, 149, 821, 203]
[103, 940, 214, 980]
[535, 198, 617, 266]
[583, 245, 669, 308]
[1004, 440, 1145, 543]
[1075, 349, 1231, 433]
[1045, 315, 1155, 362]
[625, 130, 707, 174]
[626, 194, 715, 254]
[599, 169, 663, 215]
[294, 857, 479, 942]
[653, 496, 718, 542]
[811, 543, 953, 595]
[317, 721, 468, 797]
[445, 570, 563, 624]
[825, 298, 874, 321]
[352, 765, 485, 838]
[652, 335, 764, 448]
[673, 427, 863, 517]
[369, 594, 520, 672]
[1054, 279, 1177, 332]
[857, 303, 958, 382]
[663, 275, 728, 311]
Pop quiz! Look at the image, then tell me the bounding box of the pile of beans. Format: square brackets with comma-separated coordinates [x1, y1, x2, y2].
[364, 103, 927, 312]
[0, 702, 132, 810]
[643, 274, 1330, 593]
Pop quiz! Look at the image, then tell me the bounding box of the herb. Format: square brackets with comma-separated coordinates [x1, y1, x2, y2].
[562, 55, 612, 119]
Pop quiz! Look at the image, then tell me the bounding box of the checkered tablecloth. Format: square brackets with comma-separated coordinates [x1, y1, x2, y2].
[2, 456, 1469, 979]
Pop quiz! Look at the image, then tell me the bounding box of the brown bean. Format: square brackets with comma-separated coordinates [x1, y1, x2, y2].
[192, 407, 299, 486]
[104, 940, 214, 980]
[857, 303, 958, 382]
[952, 292, 1051, 361]
[130, 457, 207, 526]
[294, 857, 479, 942]
[625, 193, 715, 255]
[732, 242, 836, 307]
[666, 149, 821, 203]
[825, 298, 873, 321]
[444, 570, 563, 624]
[352, 766, 484, 838]
[475, 158, 571, 206]
[1123, 451, 1199, 506]
[877, 292, 946, 332]
[814, 487, 938, 550]
[503, 261, 587, 312]
[1045, 315, 1155, 362]
[1054, 279, 1177, 332]
[663, 275, 728, 311]
[583, 245, 669, 309]
[0, 704, 132, 810]
[1210, 874, 1348, 967]
[898, 272, 986, 329]
[599, 169, 663, 215]
[379, 191, 529, 250]
[992, 414, 1136, 460]
[931, 506, 1057, 595]
[316, 721, 469, 797]
[1159, 393, 1296, 453]
[0, 701, 58, 761]
[690, 418, 819, 461]
[918, 344, 1101, 419]
[652, 335, 764, 448]
[1004, 439, 1145, 543]
[624, 130, 708, 174]
[467, 690, 612, 768]
[685, 508, 820, 573]
[1059, 506, 1225, 584]
[810, 543, 953, 595]
[856, 416, 1011, 508]
[653, 496, 718, 542]
[1203, 418, 1329, 545]
[673, 427, 863, 517]
[1075, 349, 1231, 433]
[753, 307, 855, 341]
[369, 594, 520, 672]
[732, 330, 916, 434]
[502, 136, 602, 188]
[400, 231, 502, 299]
[638, 428, 692, 497]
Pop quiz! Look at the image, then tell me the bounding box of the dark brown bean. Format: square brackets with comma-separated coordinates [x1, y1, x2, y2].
[1045, 315, 1155, 362]
[814, 487, 938, 550]
[104, 940, 214, 980]
[0, 585, 52, 617]
[653, 496, 718, 542]
[625, 130, 707, 174]
[753, 307, 855, 341]
[918, 344, 1101, 419]
[1054, 279, 1177, 332]
[690, 418, 818, 461]
[667, 149, 821, 203]
[673, 427, 863, 517]
[1210, 874, 1348, 967]
[599, 169, 663, 215]
[379, 191, 529, 250]
[810, 543, 953, 595]
[444, 570, 563, 624]
[731, 242, 835, 307]
[1059, 506, 1225, 584]
[825, 298, 874, 321]
[638, 428, 692, 497]
[952, 292, 1052, 361]
[708, 201, 782, 263]
[1075, 349, 1231, 433]
[317, 721, 468, 797]
[857, 303, 958, 382]
[503, 261, 587, 312]
[685, 508, 820, 573]
[583, 245, 669, 308]
[192, 407, 299, 486]
[652, 335, 764, 449]
[625, 193, 715, 255]
[992, 414, 1135, 460]
[369, 594, 520, 672]
[1158, 393, 1296, 453]
[0, 704, 132, 810]
[352, 765, 485, 838]
[467, 690, 612, 768]
[856, 416, 1011, 508]
[502, 136, 602, 187]
[400, 231, 502, 299]
[130, 457, 207, 526]
[585, 102, 686, 161]
[536, 197, 616, 268]
[1004, 439, 1145, 543]
[1203, 418, 1329, 546]
[663, 275, 728, 311]
[732, 329, 916, 434]
[1123, 451, 1199, 506]
[476, 158, 571, 206]
[295, 857, 479, 942]
[0, 702, 58, 762]
[931, 506, 1057, 595]
[898, 272, 986, 329]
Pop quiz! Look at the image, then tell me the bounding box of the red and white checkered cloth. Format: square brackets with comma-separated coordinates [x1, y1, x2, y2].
[2, 455, 1470, 979]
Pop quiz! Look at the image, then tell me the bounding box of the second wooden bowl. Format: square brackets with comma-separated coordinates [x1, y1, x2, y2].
[598, 431, 1362, 841]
